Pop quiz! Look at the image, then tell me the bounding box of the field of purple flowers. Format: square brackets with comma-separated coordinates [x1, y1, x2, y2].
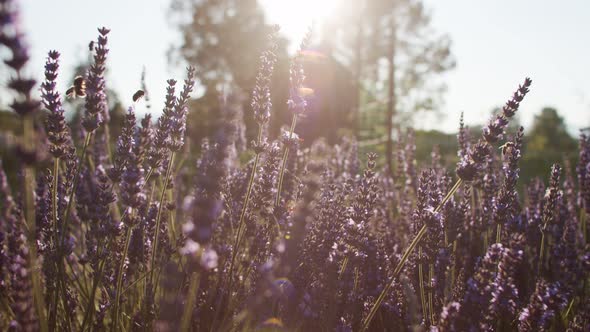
[1, 0, 589, 331]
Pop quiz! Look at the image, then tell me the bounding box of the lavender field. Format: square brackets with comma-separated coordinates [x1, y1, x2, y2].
[0, 0, 589, 331]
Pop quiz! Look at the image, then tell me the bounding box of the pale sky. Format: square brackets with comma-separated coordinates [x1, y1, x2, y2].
[16, 0, 590, 134]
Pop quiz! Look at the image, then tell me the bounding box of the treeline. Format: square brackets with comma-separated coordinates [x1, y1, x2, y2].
[0, 106, 579, 186]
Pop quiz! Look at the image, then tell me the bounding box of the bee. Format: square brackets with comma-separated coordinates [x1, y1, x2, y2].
[88, 41, 95, 52]
[65, 86, 75, 98]
[132, 89, 145, 102]
[499, 142, 515, 155]
[66, 75, 86, 98]
[73, 76, 86, 96]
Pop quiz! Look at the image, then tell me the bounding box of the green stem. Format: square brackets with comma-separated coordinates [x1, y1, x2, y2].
[226, 156, 257, 274]
[353, 266, 360, 295]
[275, 114, 298, 206]
[338, 256, 349, 280]
[227, 126, 263, 288]
[104, 122, 113, 164]
[360, 179, 462, 332]
[80, 240, 107, 331]
[57, 267, 74, 330]
[581, 209, 587, 244]
[450, 240, 457, 295]
[418, 248, 427, 324]
[538, 228, 546, 274]
[62, 132, 92, 237]
[49, 157, 60, 331]
[144, 167, 154, 188]
[180, 271, 201, 332]
[214, 126, 264, 330]
[54, 132, 91, 329]
[149, 153, 175, 286]
[52, 157, 60, 242]
[428, 263, 435, 326]
[496, 223, 502, 244]
[49, 277, 60, 331]
[564, 297, 575, 320]
[113, 224, 134, 331]
[122, 266, 156, 296]
[65, 258, 90, 301]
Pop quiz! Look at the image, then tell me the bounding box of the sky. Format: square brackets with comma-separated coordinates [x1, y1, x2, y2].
[16, 0, 590, 134]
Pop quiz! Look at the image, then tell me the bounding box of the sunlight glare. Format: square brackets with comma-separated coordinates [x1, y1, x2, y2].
[297, 0, 339, 22]
[262, 0, 340, 40]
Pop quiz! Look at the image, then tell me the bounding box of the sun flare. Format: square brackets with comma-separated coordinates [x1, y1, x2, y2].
[262, 0, 340, 33]
[297, 0, 340, 21]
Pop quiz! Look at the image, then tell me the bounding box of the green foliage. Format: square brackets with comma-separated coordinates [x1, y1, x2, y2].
[360, 107, 577, 185]
[169, 0, 286, 91]
[521, 107, 578, 183]
[323, 0, 455, 121]
[415, 129, 459, 166]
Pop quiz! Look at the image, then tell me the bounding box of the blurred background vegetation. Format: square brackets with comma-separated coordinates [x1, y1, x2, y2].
[0, 0, 585, 185]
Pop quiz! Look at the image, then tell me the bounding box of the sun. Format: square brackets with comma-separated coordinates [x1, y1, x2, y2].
[261, 0, 341, 36]
[297, 0, 340, 21]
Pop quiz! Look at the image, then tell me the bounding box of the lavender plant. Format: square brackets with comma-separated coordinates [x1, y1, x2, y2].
[0, 2, 589, 332]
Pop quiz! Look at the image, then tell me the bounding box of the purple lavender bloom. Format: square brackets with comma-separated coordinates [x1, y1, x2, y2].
[456, 78, 531, 181]
[541, 164, 561, 236]
[578, 134, 590, 215]
[493, 127, 524, 234]
[135, 113, 152, 166]
[108, 106, 136, 183]
[0, 0, 39, 118]
[483, 78, 531, 143]
[82, 27, 110, 132]
[120, 152, 145, 212]
[286, 29, 312, 114]
[147, 79, 177, 171]
[458, 243, 504, 331]
[438, 301, 462, 332]
[252, 26, 279, 126]
[518, 280, 567, 332]
[4, 196, 38, 330]
[169, 67, 195, 152]
[457, 112, 469, 159]
[182, 94, 237, 271]
[42, 50, 70, 158]
[488, 235, 525, 327]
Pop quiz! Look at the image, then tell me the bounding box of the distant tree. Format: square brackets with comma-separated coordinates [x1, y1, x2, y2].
[321, 0, 455, 173]
[522, 107, 577, 182]
[170, 0, 272, 90]
[169, 0, 291, 144]
[527, 107, 576, 152]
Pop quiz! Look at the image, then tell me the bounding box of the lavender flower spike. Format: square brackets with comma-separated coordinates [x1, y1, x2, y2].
[42, 50, 70, 158]
[169, 66, 196, 152]
[252, 25, 279, 126]
[82, 27, 110, 132]
[456, 78, 532, 181]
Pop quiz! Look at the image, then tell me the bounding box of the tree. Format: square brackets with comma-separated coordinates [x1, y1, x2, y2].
[521, 107, 577, 182]
[169, 0, 286, 91]
[320, 0, 455, 174]
[527, 107, 576, 152]
[169, 0, 291, 144]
